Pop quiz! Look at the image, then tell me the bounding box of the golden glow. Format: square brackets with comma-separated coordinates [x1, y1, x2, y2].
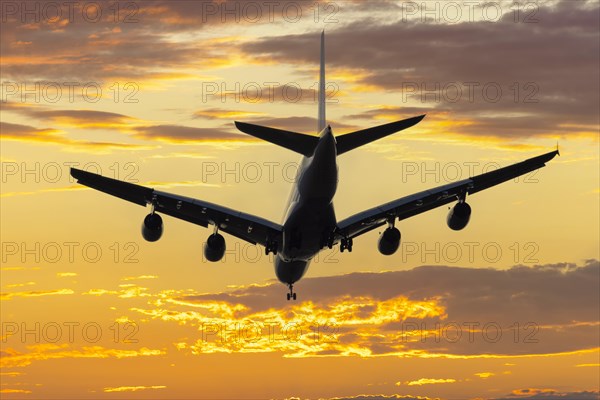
[1, 2, 598, 398]
[103, 385, 167, 393]
[402, 378, 457, 386]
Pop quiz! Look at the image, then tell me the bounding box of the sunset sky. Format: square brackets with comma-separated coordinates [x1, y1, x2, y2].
[1, 0, 599, 399]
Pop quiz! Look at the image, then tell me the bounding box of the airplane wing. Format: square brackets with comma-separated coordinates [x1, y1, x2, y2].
[70, 168, 283, 247]
[335, 150, 559, 240]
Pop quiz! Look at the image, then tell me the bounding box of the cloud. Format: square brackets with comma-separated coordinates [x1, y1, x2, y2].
[193, 107, 267, 120]
[0, 344, 164, 368]
[124, 260, 598, 358]
[4, 281, 35, 288]
[222, 83, 324, 105]
[0, 121, 61, 140]
[3, 103, 136, 129]
[240, 116, 358, 134]
[0, 4, 239, 83]
[131, 124, 250, 143]
[492, 389, 600, 399]
[3, 102, 338, 147]
[1, 1, 337, 84]
[83, 285, 152, 299]
[241, 1, 599, 142]
[0, 121, 149, 151]
[0, 389, 32, 394]
[121, 275, 159, 281]
[56, 272, 78, 277]
[0, 288, 74, 301]
[3, 102, 256, 149]
[400, 378, 456, 386]
[103, 385, 166, 393]
[323, 395, 439, 400]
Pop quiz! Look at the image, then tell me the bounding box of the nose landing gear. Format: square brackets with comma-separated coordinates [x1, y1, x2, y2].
[286, 283, 297, 301]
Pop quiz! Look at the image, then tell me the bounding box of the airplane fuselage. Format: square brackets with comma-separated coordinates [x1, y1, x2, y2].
[275, 126, 338, 285]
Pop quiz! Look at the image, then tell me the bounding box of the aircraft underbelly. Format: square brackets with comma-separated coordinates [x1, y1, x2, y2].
[281, 200, 336, 261]
[274, 257, 310, 285]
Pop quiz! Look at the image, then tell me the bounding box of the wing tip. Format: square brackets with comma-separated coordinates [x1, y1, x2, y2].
[70, 167, 83, 180]
[405, 113, 426, 127]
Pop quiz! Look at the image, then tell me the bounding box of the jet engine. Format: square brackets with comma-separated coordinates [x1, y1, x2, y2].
[378, 227, 401, 255]
[141, 213, 163, 242]
[447, 202, 472, 231]
[204, 233, 226, 262]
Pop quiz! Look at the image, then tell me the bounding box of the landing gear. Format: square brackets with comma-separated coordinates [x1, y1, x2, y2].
[265, 241, 278, 256]
[327, 233, 335, 249]
[340, 237, 353, 252]
[320, 232, 335, 249]
[286, 283, 297, 301]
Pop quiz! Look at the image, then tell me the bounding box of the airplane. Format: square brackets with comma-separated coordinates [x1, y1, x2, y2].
[71, 32, 559, 300]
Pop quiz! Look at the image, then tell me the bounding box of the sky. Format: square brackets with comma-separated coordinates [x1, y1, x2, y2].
[0, 0, 599, 399]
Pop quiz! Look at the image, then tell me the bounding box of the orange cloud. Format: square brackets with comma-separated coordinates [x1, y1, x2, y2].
[400, 378, 456, 386]
[0, 344, 164, 368]
[0, 121, 150, 152]
[121, 275, 159, 281]
[193, 107, 267, 120]
[103, 385, 166, 393]
[0, 288, 74, 301]
[0, 388, 32, 394]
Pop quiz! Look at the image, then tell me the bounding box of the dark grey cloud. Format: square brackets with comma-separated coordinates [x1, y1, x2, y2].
[174, 260, 599, 356]
[241, 0, 600, 140]
[2, 103, 134, 125]
[492, 389, 600, 400]
[0, 121, 59, 138]
[0, 0, 349, 82]
[323, 395, 437, 400]
[310, 390, 600, 400]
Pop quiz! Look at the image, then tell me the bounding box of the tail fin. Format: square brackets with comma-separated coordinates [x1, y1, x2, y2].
[233, 32, 326, 157]
[318, 30, 326, 133]
[234, 32, 425, 156]
[335, 114, 426, 155]
[234, 121, 318, 156]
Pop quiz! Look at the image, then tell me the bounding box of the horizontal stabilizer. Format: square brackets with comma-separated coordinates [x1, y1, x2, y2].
[336, 114, 426, 155]
[234, 121, 319, 156]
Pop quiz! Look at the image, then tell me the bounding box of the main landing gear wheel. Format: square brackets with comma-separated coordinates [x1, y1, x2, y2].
[340, 237, 353, 252]
[287, 284, 297, 301]
[265, 242, 278, 256]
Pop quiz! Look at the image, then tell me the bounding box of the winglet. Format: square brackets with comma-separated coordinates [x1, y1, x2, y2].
[556, 141, 560, 156]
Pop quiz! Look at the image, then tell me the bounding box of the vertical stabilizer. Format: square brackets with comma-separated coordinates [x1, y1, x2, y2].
[318, 31, 326, 133]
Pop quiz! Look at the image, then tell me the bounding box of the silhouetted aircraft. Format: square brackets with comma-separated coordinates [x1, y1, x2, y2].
[71, 32, 559, 300]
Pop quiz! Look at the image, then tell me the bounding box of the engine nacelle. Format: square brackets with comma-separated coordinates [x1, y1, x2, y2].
[378, 227, 401, 255]
[204, 233, 226, 262]
[447, 202, 472, 231]
[141, 213, 163, 242]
